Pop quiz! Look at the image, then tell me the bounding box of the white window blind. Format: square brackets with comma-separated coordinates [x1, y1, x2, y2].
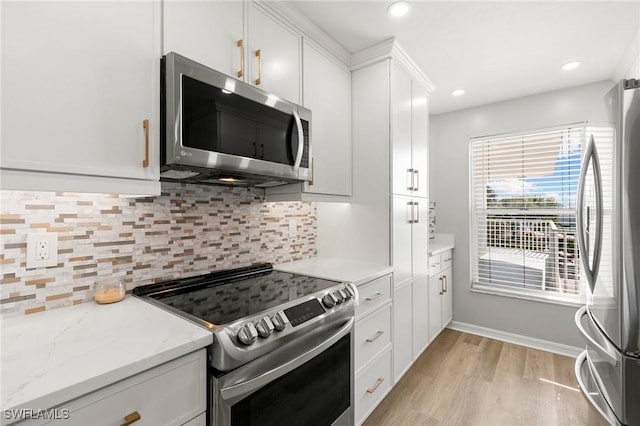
[470, 125, 590, 301]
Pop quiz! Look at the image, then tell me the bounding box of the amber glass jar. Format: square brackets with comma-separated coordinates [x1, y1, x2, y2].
[94, 278, 126, 304]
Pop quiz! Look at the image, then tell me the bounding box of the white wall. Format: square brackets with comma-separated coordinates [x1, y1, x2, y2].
[429, 80, 614, 348]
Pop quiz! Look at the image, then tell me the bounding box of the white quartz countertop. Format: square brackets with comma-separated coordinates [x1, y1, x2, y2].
[429, 234, 455, 256]
[275, 257, 393, 286]
[0, 296, 212, 419]
[429, 242, 455, 256]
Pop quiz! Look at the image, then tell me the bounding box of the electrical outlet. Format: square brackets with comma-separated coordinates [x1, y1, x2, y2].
[289, 219, 297, 239]
[26, 233, 58, 269]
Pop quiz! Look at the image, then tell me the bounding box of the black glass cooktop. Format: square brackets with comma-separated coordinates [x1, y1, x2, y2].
[133, 263, 341, 326]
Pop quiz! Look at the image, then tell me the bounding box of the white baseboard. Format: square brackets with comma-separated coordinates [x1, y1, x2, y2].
[447, 321, 582, 358]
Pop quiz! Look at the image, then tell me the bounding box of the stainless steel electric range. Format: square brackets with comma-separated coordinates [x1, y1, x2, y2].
[133, 263, 357, 426]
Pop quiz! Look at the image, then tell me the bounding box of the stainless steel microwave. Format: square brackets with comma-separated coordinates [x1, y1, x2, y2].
[161, 52, 311, 187]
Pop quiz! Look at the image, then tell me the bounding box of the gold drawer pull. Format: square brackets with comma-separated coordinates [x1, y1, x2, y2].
[366, 377, 385, 394]
[366, 330, 384, 343]
[120, 411, 141, 426]
[365, 292, 383, 301]
[142, 119, 150, 168]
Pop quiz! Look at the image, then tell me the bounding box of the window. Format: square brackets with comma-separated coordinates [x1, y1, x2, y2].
[470, 124, 611, 304]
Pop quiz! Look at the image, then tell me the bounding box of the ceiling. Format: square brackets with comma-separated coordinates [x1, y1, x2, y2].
[288, 1, 640, 114]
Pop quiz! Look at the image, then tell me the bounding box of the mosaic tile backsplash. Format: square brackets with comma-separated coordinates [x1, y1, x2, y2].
[0, 183, 317, 318]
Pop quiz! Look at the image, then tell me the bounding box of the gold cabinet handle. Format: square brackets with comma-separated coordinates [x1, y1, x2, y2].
[443, 274, 448, 293]
[142, 119, 150, 168]
[255, 49, 262, 85]
[237, 39, 244, 78]
[414, 169, 420, 192]
[366, 330, 384, 343]
[366, 377, 385, 394]
[120, 411, 141, 426]
[439, 276, 444, 295]
[365, 292, 383, 301]
[406, 168, 414, 191]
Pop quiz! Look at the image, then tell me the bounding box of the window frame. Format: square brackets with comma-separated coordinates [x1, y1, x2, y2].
[468, 123, 587, 307]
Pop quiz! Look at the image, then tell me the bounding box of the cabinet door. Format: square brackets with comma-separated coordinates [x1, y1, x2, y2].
[412, 274, 429, 358]
[428, 274, 443, 341]
[2, 1, 159, 183]
[442, 267, 453, 327]
[302, 41, 351, 196]
[411, 198, 430, 277]
[247, 4, 301, 103]
[392, 195, 413, 286]
[393, 282, 412, 382]
[163, 1, 243, 78]
[390, 62, 413, 196]
[411, 81, 429, 198]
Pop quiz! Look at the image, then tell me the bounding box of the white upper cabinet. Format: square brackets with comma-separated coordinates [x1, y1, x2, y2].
[391, 64, 414, 197]
[302, 41, 351, 196]
[266, 40, 351, 200]
[164, 2, 302, 104]
[247, 3, 301, 104]
[390, 62, 429, 198]
[163, 1, 243, 78]
[411, 82, 429, 198]
[1, 1, 160, 195]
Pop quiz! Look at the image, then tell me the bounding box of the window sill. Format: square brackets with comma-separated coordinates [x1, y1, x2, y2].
[471, 283, 585, 308]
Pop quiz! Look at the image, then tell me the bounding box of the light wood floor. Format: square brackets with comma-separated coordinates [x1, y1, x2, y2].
[363, 329, 608, 426]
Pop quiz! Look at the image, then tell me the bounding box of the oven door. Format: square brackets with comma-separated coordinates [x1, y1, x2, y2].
[212, 317, 354, 426]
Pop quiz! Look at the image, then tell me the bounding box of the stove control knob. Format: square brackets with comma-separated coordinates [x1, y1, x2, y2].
[333, 290, 344, 304]
[272, 311, 289, 331]
[343, 285, 355, 299]
[237, 322, 258, 346]
[257, 316, 275, 338]
[338, 288, 349, 301]
[322, 293, 338, 308]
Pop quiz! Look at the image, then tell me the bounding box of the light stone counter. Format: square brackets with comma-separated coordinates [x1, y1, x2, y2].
[429, 233, 455, 256]
[0, 296, 212, 420]
[275, 257, 393, 286]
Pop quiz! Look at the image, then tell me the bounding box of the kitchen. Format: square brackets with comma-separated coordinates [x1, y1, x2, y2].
[1, 1, 639, 425]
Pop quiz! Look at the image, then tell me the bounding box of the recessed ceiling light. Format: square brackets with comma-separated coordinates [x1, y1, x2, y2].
[387, 1, 410, 17]
[452, 89, 466, 97]
[561, 61, 582, 71]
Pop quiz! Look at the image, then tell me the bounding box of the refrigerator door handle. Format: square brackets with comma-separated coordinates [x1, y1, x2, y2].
[577, 134, 604, 293]
[575, 306, 618, 365]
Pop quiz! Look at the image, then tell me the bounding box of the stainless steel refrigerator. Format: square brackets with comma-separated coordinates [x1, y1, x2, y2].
[575, 78, 640, 426]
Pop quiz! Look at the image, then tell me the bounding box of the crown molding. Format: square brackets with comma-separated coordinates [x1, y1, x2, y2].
[613, 29, 639, 81]
[350, 37, 434, 93]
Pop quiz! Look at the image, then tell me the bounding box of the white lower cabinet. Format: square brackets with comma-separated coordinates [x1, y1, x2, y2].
[37, 349, 207, 426]
[392, 281, 412, 382]
[354, 348, 392, 425]
[393, 273, 430, 383]
[412, 274, 430, 358]
[354, 274, 393, 425]
[428, 250, 454, 342]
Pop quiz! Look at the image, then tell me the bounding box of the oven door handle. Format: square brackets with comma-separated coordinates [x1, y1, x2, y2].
[219, 317, 354, 401]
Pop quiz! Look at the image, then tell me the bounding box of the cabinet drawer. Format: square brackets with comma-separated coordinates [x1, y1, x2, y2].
[441, 250, 452, 271]
[356, 274, 392, 318]
[429, 253, 441, 277]
[43, 349, 207, 426]
[355, 304, 391, 372]
[355, 348, 392, 425]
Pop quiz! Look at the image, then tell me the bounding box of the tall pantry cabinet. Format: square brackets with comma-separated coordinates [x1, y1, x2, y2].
[316, 39, 433, 393]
